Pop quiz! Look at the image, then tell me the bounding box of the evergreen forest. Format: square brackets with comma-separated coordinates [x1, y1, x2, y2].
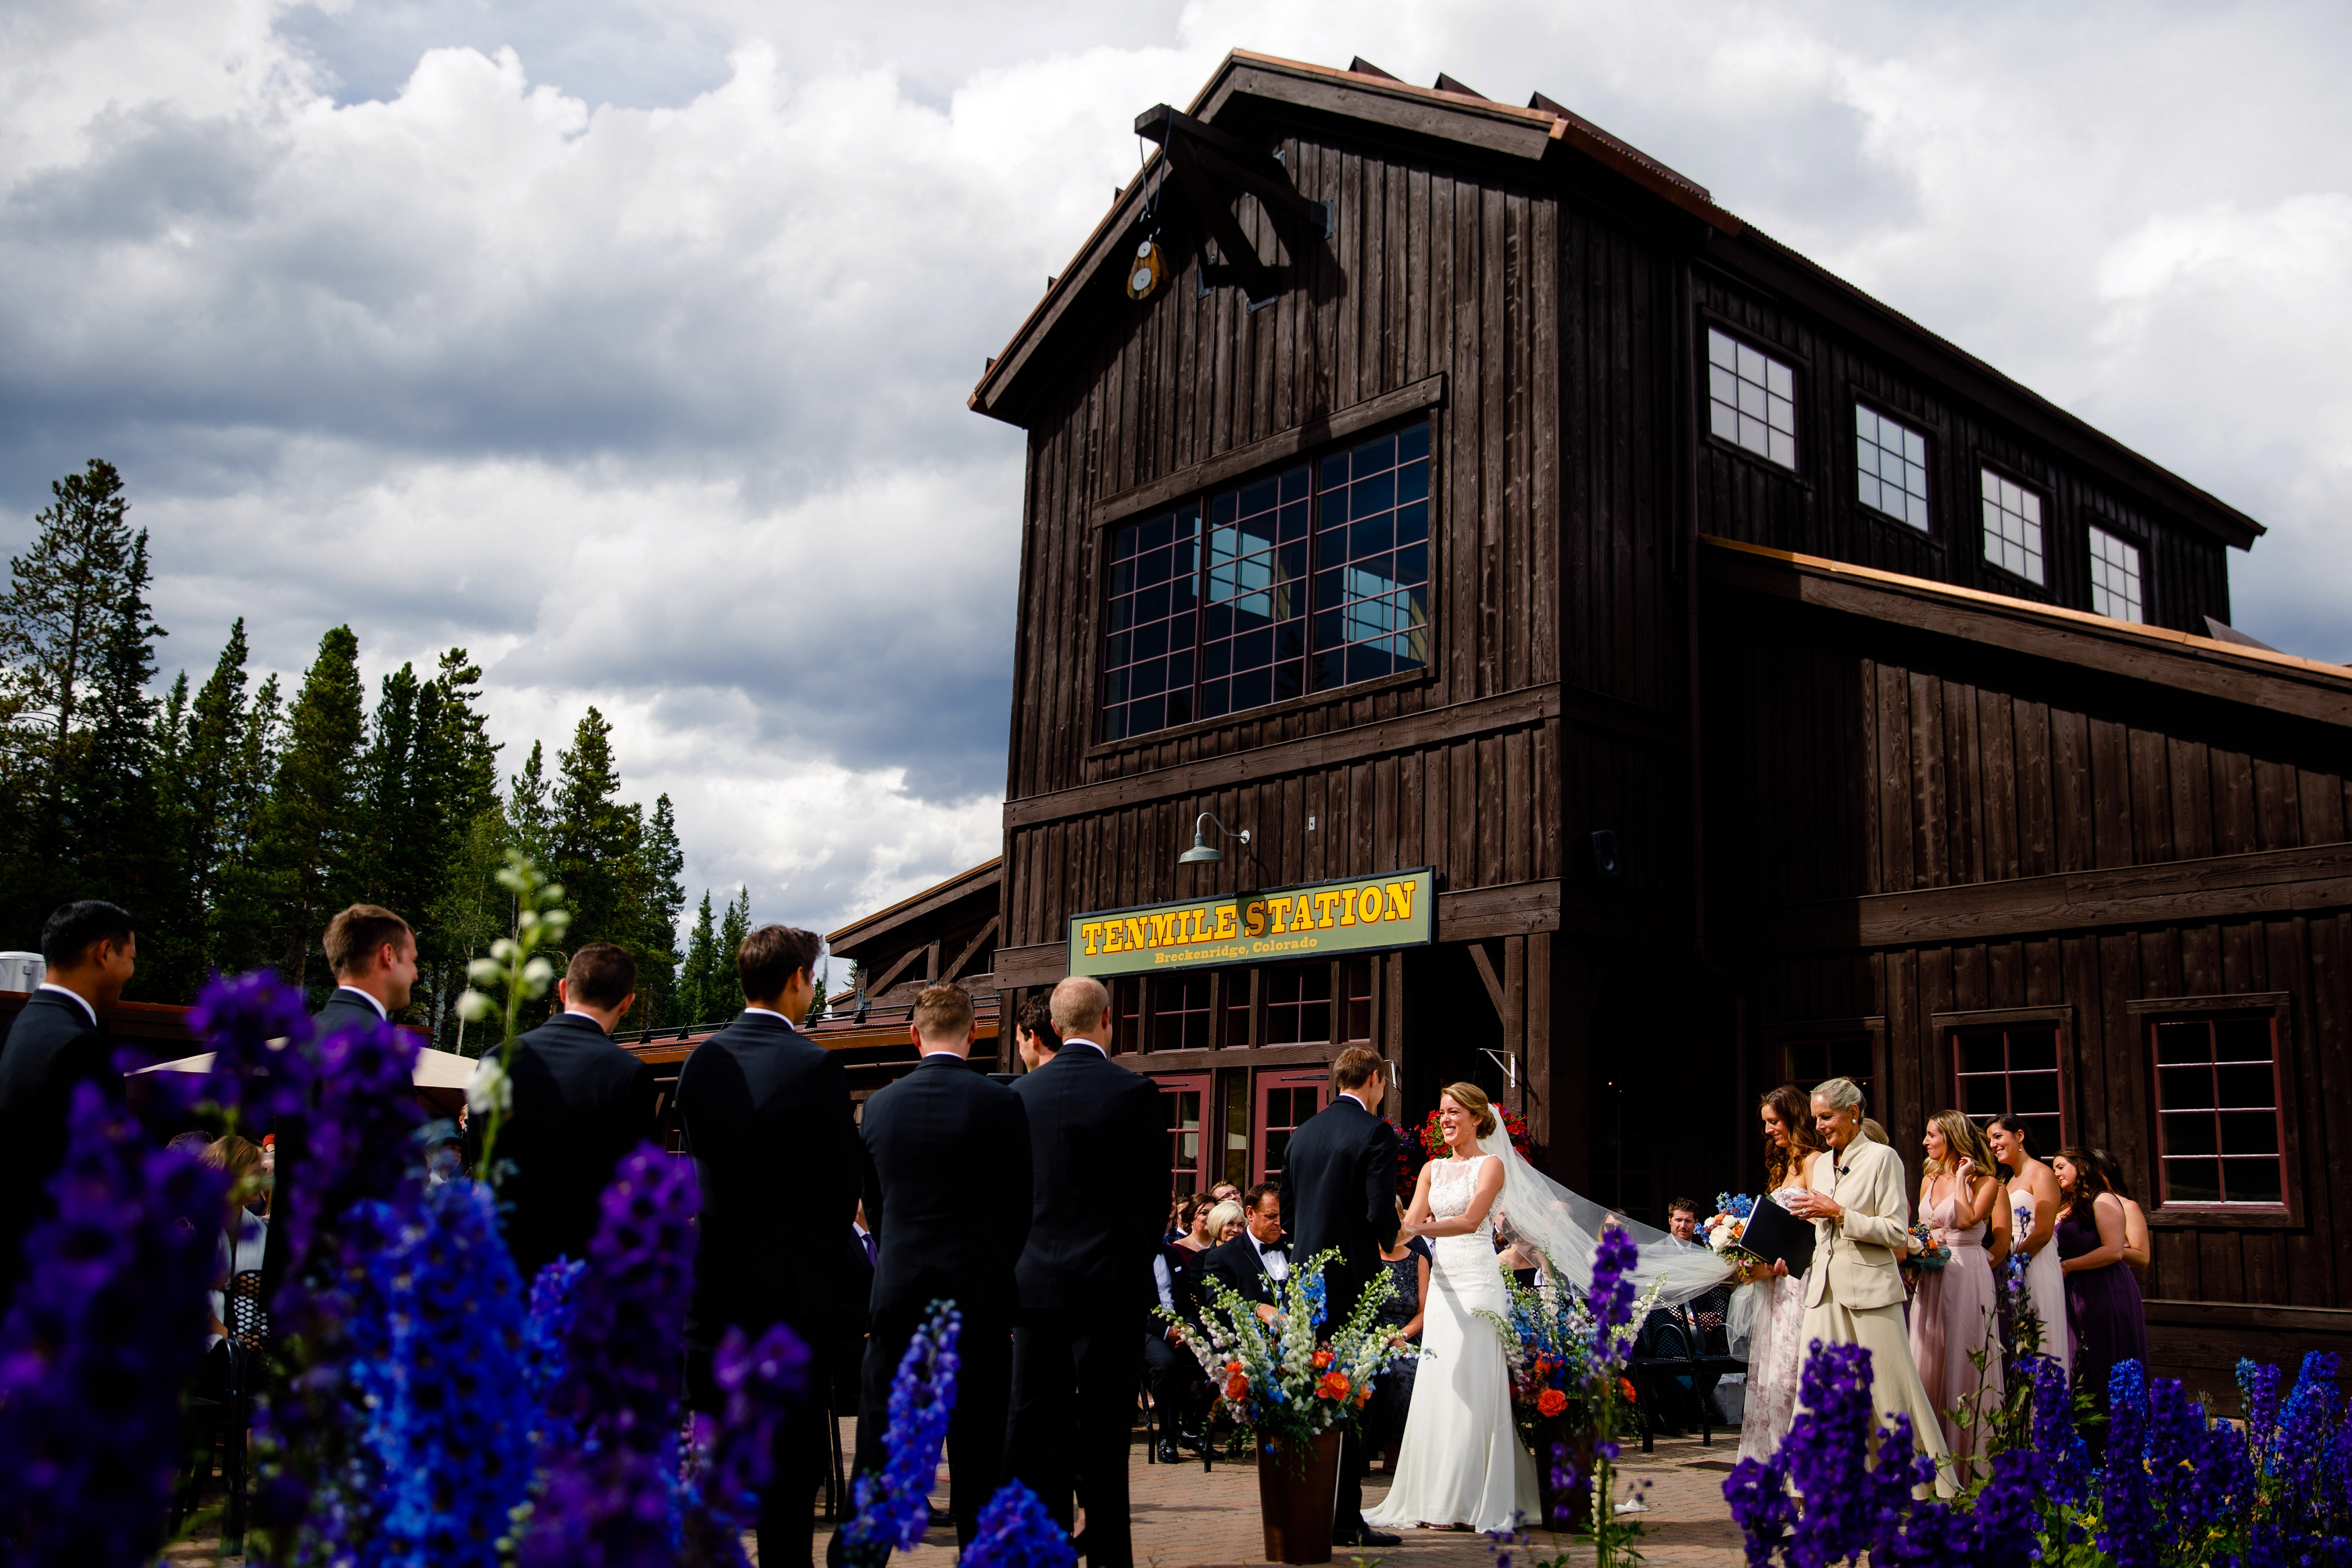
[1, 460, 763, 1049]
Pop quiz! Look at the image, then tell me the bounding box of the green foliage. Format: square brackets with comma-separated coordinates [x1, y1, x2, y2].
[678, 890, 722, 1026]
[716, 885, 751, 1017]
[253, 625, 366, 988]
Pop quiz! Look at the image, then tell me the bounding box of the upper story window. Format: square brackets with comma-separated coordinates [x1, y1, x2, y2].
[2150, 1012, 2285, 1208]
[1951, 1020, 2066, 1155]
[1980, 469, 2046, 584]
[2089, 525, 2144, 623]
[1855, 406, 1929, 529]
[1708, 328, 1796, 469]
[1099, 421, 1431, 742]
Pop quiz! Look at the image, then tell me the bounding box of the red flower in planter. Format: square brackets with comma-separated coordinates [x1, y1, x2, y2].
[1537, 1388, 1568, 1418]
[1311, 1349, 1333, 1369]
[1314, 1372, 1351, 1402]
[1225, 1373, 1251, 1403]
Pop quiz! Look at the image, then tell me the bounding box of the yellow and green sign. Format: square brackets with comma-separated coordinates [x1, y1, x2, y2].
[1068, 868, 1435, 977]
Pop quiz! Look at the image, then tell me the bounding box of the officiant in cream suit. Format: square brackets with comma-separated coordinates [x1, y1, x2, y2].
[1782, 1077, 1954, 1497]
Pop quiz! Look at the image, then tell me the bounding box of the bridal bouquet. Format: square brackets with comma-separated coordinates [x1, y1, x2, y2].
[1904, 1220, 1951, 1270]
[1703, 1193, 1755, 1258]
[1161, 1248, 1403, 1451]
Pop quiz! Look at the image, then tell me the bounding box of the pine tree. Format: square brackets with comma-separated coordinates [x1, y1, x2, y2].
[254, 626, 366, 989]
[715, 885, 751, 1016]
[678, 890, 720, 1025]
[142, 670, 202, 996]
[508, 740, 552, 868]
[630, 793, 687, 1029]
[65, 528, 165, 912]
[550, 707, 634, 951]
[209, 670, 284, 973]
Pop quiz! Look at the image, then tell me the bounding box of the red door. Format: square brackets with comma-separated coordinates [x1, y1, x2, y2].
[1253, 1069, 1328, 1184]
[1152, 1073, 1214, 1196]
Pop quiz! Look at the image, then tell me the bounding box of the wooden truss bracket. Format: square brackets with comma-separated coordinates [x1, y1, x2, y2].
[1134, 103, 1331, 308]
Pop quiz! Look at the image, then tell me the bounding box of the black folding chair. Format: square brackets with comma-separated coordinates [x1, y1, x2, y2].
[173, 1269, 267, 1549]
[1626, 1290, 1747, 1452]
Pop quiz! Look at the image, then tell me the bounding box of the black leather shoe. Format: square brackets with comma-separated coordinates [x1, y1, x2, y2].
[1335, 1528, 1402, 1548]
[1157, 1436, 1181, 1463]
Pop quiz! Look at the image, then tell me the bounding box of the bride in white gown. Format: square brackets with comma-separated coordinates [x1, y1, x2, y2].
[1365, 1084, 1538, 1532]
[1366, 1082, 1734, 1534]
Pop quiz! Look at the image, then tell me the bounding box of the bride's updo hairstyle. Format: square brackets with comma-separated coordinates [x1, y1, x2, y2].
[1439, 1082, 1498, 1139]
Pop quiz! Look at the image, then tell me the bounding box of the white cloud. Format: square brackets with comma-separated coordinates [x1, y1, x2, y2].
[5, 0, 2351, 942]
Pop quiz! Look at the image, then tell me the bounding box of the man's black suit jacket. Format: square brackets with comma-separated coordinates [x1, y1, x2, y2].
[497, 1011, 660, 1280]
[0, 988, 121, 1296]
[675, 1010, 860, 1347]
[859, 1051, 1030, 1325]
[1277, 1094, 1400, 1323]
[1009, 1042, 1164, 1313]
[1200, 1232, 1292, 1311]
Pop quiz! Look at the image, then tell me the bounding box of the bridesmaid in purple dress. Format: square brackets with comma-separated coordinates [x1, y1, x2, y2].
[2053, 1148, 2146, 1458]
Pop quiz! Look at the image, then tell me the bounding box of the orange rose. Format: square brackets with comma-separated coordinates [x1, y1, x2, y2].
[1537, 1389, 1568, 1418]
[1315, 1372, 1351, 1401]
[1620, 1377, 1638, 1403]
[1226, 1360, 1245, 1375]
[1225, 1375, 1250, 1403]
[1312, 1349, 1333, 1369]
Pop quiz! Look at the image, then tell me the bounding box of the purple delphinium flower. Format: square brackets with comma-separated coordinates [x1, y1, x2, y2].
[2097, 1360, 2158, 1568]
[2265, 1352, 2343, 1553]
[521, 1447, 678, 1568]
[687, 1325, 814, 1561]
[0, 1084, 228, 1568]
[523, 1257, 588, 1413]
[1781, 1340, 1883, 1565]
[543, 1143, 700, 1452]
[964, 1479, 1077, 1568]
[178, 968, 319, 1125]
[843, 1301, 964, 1556]
[2027, 1350, 2088, 1504]
[1721, 1452, 1797, 1568]
[2239, 1356, 2285, 1467]
[1548, 1439, 1583, 1531]
[368, 1179, 540, 1568]
[1962, 1448, 2047, 1568]
[1586, 1225, 1639, 1366]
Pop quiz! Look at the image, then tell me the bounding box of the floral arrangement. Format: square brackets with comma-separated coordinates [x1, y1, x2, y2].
[1419, 1106, 1532, 1163]
[1904, 1220, 1951, 1271]
[1724, 1339, 2352, 1568]
[1702, 1193, 1755, 1260]
[1163, 1248, 1402, 1453]
[1476, 1256, 1597, 1438]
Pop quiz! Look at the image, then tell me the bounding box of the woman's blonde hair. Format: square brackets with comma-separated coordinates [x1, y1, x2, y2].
[1439, 1082, 1498, 1139]
[202, 1134, 263, 1184]
[1204, 1200, 1246, 1238]
[1923, 1109, 1995, 1178]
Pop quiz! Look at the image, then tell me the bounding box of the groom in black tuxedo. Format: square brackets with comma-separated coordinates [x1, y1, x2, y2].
[1277, 1045, 1401, 1548]
[839, 982, 1030, 1561]
[1005, 975, 1164, 1568]
[676, 923, 860, 1568]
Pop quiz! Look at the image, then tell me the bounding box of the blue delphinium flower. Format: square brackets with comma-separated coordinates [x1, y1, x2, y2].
[2027, 1350, 2089, 1504]
[1716, 1192, 1755, 1219]
[2261, 1351, 2343, 1559]
[523, 1257, 588, 1413]
[1964, 1447, 2048, 1568]
[2239, 1355, 2285, 1467]
[1547, 1439, 1582, 1531]
[2097, 1360, 2158, 1568]
[281, 1015, 425, 1289]
[0, 1084, 227, 1568]
[1720, 1449, 1797, 1568]
[843, 1301, 964, 1556]
[523, 1447, 678, 1568]
[1778, 1340, 1882, 1565]
[963, 1479, 1077, 1568]
[368, 1178, 539, 1568]
[179, 967, 319, 1125]
[1586, 1225, 1639, 1364]
[688, 1321, 812, 1549]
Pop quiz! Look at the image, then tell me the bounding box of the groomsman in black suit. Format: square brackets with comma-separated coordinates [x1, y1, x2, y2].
[676, 923, 859, 1568]
[839, 982, 1030, 1561]
[1277, 1045, 1402, 1548]
[1200, 1183, 1291, 1317]
[263, 903, 419, 1301]
[1005, 976, 1165, 1568]
[0, 900, 135, 1303]
[489, 942, 660, 1278]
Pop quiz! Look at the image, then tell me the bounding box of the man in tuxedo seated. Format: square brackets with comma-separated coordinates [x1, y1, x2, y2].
[839, 982, 1030, 1562]
[489, 942, 660, 1278]
[1201, 1184, 1289, 1320]
[1005, 976, 1163, 1568]
[0, 900, 136, 1305]
[266, 905, 418, 1301]
[1638, 1196, 1722, 1434]
[677, 923, 860, 1568]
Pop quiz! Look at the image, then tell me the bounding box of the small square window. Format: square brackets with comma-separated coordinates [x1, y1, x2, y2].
[1856, 406, 1930, 530]
[1980, 469, 2045, 585]
[1951, 1022, 2066, 1156]
[2148, 1013, 2287, 1209]
[1708, 328, 1797, 470]
[2089, 525, 2144, 623]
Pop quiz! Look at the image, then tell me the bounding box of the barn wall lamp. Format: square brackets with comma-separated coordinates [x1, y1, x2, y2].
[1178, 812, 1251, 865]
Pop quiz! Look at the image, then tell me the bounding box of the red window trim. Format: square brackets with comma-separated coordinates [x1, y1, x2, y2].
[2132, 996, 2298, 1226]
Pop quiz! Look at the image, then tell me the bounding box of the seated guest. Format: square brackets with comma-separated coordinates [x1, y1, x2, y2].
[1202, 1184, 1289, 1321]
[1171, 1192, 1216, 1253]
[0, 900, 135, 1303]
[200, 1135, 269, 1347]
[1145, 1203, 1212, 1460]
[1202, 1199, 1245, 1246]
[1660, 1196, 1706, 1254]
[491, 943, 661, 1280]
[1210, 1182, 1241, 1205]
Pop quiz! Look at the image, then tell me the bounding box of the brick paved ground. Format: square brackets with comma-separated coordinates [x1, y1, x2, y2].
[170, 1421, 1751, 1568]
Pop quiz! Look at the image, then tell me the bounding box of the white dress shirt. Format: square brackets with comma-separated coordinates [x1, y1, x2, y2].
[333, 985, 389, 1019]
[36, 982, 97, 1027]
[1248, 1228, 1290, 1282]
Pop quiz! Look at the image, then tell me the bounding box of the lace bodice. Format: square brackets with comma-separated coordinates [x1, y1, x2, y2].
[1427, 1156, 1497, 1240]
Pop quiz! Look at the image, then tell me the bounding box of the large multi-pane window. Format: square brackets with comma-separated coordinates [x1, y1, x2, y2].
[1951, 1022, 2066, 1156]
[1981, 470, 2046, 584]
[1780, 1034, 1876, 1115]
[2151, 1013, 2286, 1207]
[1856, 406, 1929, 529]
[1708, 328, 1797, 469]
[2089, 526, 2144, 623]
[1099, 421, 1432, 742]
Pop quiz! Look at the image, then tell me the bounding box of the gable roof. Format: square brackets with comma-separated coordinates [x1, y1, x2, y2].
[968, 50, 2264, 553]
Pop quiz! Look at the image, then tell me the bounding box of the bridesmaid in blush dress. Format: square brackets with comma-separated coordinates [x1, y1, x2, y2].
[1907, 1111, 2005, 1478]
[2053, 1147, 2146, 1459]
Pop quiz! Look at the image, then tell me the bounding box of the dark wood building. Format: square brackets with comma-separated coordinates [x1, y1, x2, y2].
[953, 49, 2350, 1393]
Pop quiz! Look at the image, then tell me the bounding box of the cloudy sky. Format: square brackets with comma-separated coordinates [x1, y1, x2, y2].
[6, 0, 2349, 941]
